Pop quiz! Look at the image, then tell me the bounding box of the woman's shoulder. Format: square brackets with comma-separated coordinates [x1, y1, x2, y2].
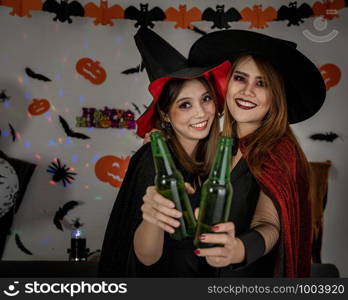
[131, 142, 152, 160]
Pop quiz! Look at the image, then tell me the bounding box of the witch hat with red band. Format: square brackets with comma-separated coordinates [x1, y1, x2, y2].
[134, 28, 231, 138]
[188, 30, 326, 124]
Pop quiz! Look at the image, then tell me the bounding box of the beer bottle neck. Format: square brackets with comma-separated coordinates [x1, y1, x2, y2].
[209, 137, 233, 184]
[151, 134, 177, 176]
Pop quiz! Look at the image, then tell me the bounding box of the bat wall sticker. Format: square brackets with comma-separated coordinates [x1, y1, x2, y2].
[53, 200, 79, 231]
[25, 67, 52, 82]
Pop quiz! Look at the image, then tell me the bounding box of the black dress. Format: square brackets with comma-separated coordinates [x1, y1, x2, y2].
[98, 143, 276, 277]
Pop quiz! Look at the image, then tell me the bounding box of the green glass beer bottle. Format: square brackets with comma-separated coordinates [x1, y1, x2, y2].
[194, 136, 234, 248]
[150, 131, 196, 240]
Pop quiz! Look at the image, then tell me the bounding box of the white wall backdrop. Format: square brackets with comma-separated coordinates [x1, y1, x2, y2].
[0, 0, 347, 276]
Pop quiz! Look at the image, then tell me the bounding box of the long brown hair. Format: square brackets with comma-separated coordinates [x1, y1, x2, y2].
[153, 77, 220, 177]
[222, 55, 310, 177]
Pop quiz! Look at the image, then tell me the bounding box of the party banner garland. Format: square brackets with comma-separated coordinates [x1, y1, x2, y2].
[1, 0, 347, 28]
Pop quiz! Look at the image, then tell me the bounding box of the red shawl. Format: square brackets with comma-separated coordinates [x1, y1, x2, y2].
[240, 135, 312, 277]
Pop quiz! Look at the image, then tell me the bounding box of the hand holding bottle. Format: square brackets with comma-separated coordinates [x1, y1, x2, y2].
[194, 221, 246, 267]
[141, 183, 195, 234]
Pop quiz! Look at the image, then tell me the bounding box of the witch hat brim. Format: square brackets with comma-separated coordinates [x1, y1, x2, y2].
[134, 28, 231, 138]
[188, 30, 326, 124]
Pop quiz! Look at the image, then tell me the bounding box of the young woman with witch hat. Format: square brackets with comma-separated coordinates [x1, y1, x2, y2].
[98, 28, 231, 277]
[186, 30, 326, 277]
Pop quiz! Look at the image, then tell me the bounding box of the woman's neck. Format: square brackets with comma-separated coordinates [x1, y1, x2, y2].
[237, 122, 260, 138]
[178, 137, 198, 158]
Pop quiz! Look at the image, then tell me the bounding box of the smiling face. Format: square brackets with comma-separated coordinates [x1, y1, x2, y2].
[165, 78, 216, 153]
[226, 56, 271, 137]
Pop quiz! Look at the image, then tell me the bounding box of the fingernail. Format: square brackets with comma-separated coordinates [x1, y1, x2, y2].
[198, 234, 205, 241]
[213, 225, 219, 231]
[194, 249, 200, 255]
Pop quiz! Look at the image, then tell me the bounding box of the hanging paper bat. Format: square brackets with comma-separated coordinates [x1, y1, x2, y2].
[241, 5, 277, 29]
[277, 1, 313, 26]
[8, 123, 16, 142]
[15, 233, 33, 255]
[124, 3, 165, 28]
[309, 132, 340, 142]
[25, 67, 52, 82]
[312, 0, 345, 20]
[59, 115, 91, 139]
[202, 5, 241, 29]
[84, 0, 124, 26]
[43, 0, 84, 23]
[190, 26, 207, 36]
[165, 5, 202, 29]
[1, 0, 42, 17]
[121, 62, 145, 75]
[53, 200, 79, 230]
[0, 90, 11, 102]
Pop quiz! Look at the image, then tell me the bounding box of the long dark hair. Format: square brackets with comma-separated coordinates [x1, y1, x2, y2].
[222, 55, 310, 178]
[153, 77, 220, 177]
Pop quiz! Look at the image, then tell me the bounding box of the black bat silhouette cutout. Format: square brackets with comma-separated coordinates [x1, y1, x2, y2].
[309, 132, 340, 142]
[277, 1, 313, 26]
[202, 5, 241, 29]
[8, 122, 16, 142]
[121, 61, 145, 75]
[43, 0, 84, 23]
[59, 115, 90, 139]
[15, 233, 33, 255]
[124, 3, 165, 28]
[53, 200, 79, 231]
[25, 67, 52, 82]
[190, 26, 207, 35]
[0, 89, 11, 102]
[131, 103, 142, 115]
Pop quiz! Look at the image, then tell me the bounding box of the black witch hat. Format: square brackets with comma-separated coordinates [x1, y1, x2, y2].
[134, 28, 231, 138]
[188, 30, 326, 124]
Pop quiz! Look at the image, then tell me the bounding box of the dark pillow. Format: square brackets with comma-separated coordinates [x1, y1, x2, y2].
[0, 151, 36, 259]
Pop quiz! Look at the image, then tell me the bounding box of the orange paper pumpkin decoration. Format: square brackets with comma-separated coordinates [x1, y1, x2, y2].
[28, 99, 50, 115]
[319, 63, 341, 91]
[95, 155, 131, 188]
[76, 57, 107, 85]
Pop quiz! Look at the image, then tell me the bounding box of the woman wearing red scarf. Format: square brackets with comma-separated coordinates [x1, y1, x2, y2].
[188, 30, 326, 277]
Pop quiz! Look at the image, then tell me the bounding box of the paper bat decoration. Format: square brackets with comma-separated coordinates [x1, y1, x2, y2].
[8, 123, 16, 142]
[165, 5, 202, 29]
[202, 5, 241, 29]
[43, 0, 84, 23]
[25, 67, 52, 82]
[0, 90, 11, 102]
[1, 0, 42, 17]
[131, 102, 142, 115]
[84, 0, 124, 26]
[124, 3, 165, 28]
[47, 158, 77, 187]
[59, 115, 91, 139]
[277, 1, 313, 26]
[241, 5, 277, 29]
[53, 200, 79, 231]
[15, 233, 33, 255]
[313, 0, 345, 20]
[190, 26, 207, 35]
[121, 62, 145, 75]
[309, 132, 340, 142]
